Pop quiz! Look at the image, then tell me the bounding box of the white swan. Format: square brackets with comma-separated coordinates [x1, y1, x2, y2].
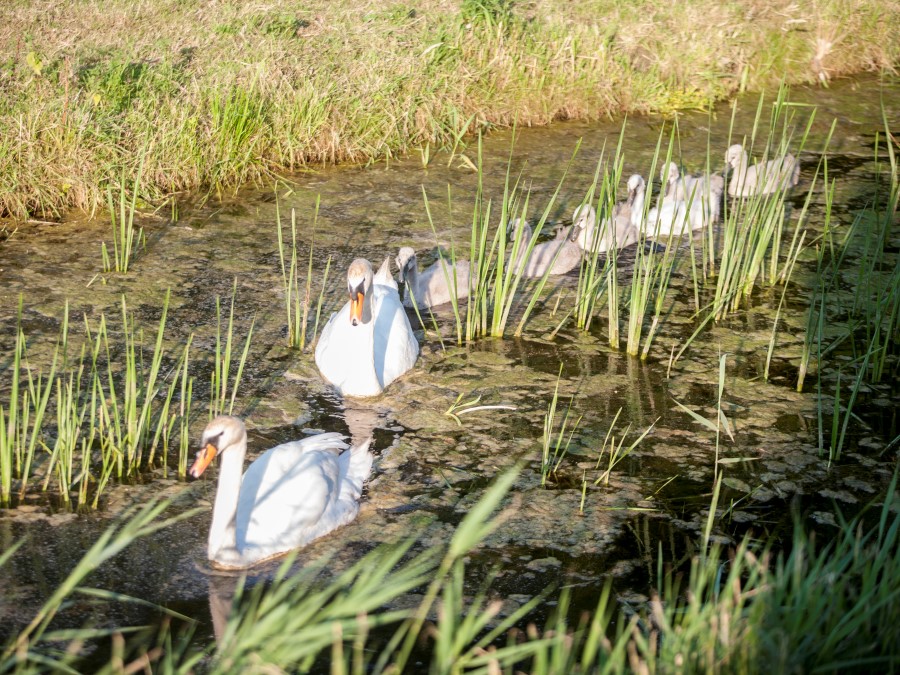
[725, 144, 800, 197]
[315, 258, 419, 397]
[395, 247, 471, 309]
[571, 184, 639, 255]
[508, 218, 583, 277]
[190, 415, 373, 570]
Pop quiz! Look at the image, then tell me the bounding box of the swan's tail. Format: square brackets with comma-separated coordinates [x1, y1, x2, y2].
[340, 437, 374, 504]
[375, 257, 398, 289]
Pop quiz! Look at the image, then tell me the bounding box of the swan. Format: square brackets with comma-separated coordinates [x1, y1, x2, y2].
[725, 144, 800, 197]
[190, 415, 373, 570]
[661, 162, 725, 225]
[657, 162, 725, 232]
[571, 203, 638, 254]
[630, 173, 686, 239]
[571, 185, 639, 255]
[395, 247, 471, 309]
[315, 257, 419, 397]
[508, 218, 583, 277]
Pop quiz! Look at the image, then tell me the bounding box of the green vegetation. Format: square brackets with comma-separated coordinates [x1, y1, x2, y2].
[1, 0, 897, 219]
[0, 289, 255, 508]
[3, 470, 899, 673]
[275, 193, 332, 351]
[798, 114, 900, 462]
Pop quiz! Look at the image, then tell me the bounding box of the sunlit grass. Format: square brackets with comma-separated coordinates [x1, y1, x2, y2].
[3, 0, 895, 219]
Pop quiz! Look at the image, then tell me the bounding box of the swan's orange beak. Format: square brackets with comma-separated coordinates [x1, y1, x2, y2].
[349, 290, 364, 326]
[189, 443, 218, 479]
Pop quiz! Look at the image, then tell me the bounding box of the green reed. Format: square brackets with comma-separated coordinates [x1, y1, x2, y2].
[541, 366, 581, 487]
[592, 408, 656, 487]
[463, 134, 577, 342]
[0, 301, 62, 506]
[795, 110, 899, 462]
[101, 153, 147, 274]
[1, 293, 203, 508]
[210, 281, 255, 419]
[711, 88, 818, 321]
[624, 128, 686, 358]
[420, 185, 466, 344]
[276, 194, 332, 350]
[4, 470, 900, 672]
[572, 129, 627, 339]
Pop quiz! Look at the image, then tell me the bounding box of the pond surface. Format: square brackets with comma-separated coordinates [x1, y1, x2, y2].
[0, 75, 898, 648]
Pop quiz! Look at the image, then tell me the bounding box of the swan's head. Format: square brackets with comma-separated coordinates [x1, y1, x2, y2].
[627, 174, 645, 195]
[190, 415, 246, 478]
[572, 204, 596, 236]
[507, 217, 531, 243]
[725, 144, 745, 168]
[346, 259, 374, 326]
[660, 161, 680, 185]
[395, 247, 417, 283]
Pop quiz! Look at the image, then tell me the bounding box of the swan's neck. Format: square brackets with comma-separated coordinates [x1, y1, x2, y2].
[362, 282, 375, 324]
[631, 189, 645, 228]
[405, 261, 420, 299]
[730, 152, 748, 188]
[208, 438, 246, 560]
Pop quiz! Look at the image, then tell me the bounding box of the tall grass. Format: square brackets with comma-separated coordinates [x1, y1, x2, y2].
[101, 154, 146, 274]
[461, 134, 577, 342]
[0, 294, 206, 508]
[2, 0, 897, 219]
[276, 194, 332, 350]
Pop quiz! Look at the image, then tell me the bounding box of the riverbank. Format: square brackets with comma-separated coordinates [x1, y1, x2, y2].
[1, 0, 897, 219]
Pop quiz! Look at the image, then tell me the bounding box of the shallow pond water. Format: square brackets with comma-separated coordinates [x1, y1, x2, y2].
[0, 75, 898, 650]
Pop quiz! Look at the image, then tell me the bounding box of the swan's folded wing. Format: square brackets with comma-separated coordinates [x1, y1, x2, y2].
[371, 287, 419, 389]
[235, 437, 349, 556]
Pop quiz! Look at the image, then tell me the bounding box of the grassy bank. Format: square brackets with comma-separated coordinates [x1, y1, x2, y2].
[0, 0, 897, 219]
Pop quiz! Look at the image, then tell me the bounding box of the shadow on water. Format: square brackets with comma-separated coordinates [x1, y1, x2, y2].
[0, 75, 898, 658]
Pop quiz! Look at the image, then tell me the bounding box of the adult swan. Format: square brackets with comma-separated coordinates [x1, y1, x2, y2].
[315, 257, 419, 397]
[190, 416, 373, 569]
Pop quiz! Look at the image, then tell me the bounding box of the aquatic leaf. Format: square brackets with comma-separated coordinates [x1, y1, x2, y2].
[672, 398, 717, 433]
[723, 476, 752, 493]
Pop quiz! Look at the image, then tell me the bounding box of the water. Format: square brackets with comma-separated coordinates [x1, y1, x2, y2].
[0, 75, 897, 651]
